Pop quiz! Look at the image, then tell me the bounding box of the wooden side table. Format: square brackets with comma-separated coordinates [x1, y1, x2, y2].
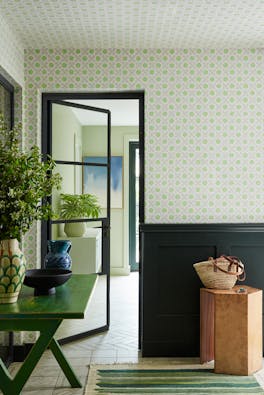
[200, 285, 263, 375]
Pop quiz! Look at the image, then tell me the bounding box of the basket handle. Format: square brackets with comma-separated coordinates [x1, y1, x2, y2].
[208, 255, 246, 281]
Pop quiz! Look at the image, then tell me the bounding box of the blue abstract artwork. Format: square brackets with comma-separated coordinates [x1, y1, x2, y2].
[83, 156, 123, 208]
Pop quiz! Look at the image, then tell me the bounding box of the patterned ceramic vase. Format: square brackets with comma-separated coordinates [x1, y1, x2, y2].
[0, 239, 26, 304]
[44, 239, 72, 270]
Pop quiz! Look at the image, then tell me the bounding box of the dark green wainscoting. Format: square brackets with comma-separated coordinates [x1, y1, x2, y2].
[140, 223, 264, 357]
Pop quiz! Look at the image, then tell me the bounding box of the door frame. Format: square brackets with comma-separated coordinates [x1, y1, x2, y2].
[0, 72, 14, 129]
[0, 72, 14, 365]
[129, 141, 139, 271]
[41, 91, 145, 347]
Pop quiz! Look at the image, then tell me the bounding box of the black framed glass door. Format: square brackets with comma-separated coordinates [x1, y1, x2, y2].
[42, 99, 111, 342]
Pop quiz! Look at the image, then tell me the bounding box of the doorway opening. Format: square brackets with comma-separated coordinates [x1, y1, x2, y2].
[42, 91, 144, 348]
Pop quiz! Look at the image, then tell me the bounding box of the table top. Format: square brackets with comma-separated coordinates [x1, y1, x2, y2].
[201, 285, 262, 295]
[0, 274, 97, 319]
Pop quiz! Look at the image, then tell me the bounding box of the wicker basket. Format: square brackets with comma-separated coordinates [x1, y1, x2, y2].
[193, 255, 245, 290]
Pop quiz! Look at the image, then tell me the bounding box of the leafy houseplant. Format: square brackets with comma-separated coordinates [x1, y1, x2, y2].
[0, 114, 61, 303]
[60, 193, 101, 237]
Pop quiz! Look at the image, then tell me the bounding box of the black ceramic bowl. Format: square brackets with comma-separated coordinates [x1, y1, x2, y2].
[24, 269, 72, 296]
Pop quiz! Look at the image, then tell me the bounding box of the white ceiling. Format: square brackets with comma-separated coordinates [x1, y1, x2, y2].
[0, 0, 263, 48]
[66, 99, 139, 126]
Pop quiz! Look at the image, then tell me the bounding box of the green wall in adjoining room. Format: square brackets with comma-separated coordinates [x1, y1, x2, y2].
[82, 125, 139, 274]
[51, 103, 82, 239]
[50, 116, 139, 274]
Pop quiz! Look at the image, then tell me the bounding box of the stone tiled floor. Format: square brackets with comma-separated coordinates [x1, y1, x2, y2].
[55, 274, 108, 340]
[4, 272, 264, 394]
[5, 273, 143, 394]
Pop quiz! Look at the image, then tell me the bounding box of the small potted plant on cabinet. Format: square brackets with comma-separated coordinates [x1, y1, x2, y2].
[60, 193, 101, 237]
[0, 114, 61, 303]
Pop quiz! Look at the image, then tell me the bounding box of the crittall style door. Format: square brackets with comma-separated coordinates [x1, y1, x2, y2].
[42, 98, 111, 341]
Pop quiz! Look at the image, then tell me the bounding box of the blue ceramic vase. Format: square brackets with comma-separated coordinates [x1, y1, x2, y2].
[44, 240, 72, 270]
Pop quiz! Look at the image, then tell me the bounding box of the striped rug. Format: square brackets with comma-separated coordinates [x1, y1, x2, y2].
[85, 365, 264, 395]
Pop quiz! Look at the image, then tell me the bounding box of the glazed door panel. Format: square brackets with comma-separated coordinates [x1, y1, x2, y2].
[42, 99, 111, 341]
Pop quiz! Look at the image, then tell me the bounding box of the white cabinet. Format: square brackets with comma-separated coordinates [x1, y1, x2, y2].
[58, 229, 101, 274]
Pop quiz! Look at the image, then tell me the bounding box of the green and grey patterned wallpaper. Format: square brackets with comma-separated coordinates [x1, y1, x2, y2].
[24, 48, 263, 227]
[0, 25, 23, 345]
[0, 13, 24, 87]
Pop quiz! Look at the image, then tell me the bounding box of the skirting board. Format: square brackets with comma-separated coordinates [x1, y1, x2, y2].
[110, 266, 131, 276]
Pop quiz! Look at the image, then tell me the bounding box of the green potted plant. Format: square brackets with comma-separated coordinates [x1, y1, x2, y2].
[0, 114, 61, 303]
[60, 193, 101, 237]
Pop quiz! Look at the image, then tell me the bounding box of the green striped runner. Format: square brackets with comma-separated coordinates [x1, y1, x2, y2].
[92, 368, 264, 394]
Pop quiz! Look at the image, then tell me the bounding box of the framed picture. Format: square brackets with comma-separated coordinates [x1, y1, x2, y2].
[83, 156, 123, 208]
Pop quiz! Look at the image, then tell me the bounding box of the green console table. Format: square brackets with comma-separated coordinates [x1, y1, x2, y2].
[0, 273, 97, 395]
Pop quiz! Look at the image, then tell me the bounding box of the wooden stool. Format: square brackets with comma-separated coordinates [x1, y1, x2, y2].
[200, 286, 262, 375]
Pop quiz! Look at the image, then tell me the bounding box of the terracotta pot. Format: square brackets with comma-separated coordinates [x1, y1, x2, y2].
[0, 239, 26, 303]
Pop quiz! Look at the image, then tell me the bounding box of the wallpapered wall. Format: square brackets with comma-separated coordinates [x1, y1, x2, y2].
[0, 46, 262, 345]
[24, 48, 263, 224]
[0, 77, 23, 346]
[0, 17, 24, 346]
[0, 12, 24, 87]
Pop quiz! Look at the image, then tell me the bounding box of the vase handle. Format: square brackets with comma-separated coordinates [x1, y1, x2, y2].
[67, 243, 72, 253]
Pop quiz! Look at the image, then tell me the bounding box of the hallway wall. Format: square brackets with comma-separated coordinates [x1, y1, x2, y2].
[22, 48, 263, 270]
[25, 48, 263, 222]
[0, 11, 24, 87]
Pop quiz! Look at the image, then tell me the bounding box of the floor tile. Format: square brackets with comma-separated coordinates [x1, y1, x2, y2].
[56, 372, 87, 388]
[116, 356, 140, 363]
[30, 366, 62, 377]
[22, 390, 54, 395]
[24, 376, 58, 389]
[91, 349, 117, 357]
[5, 273, 141, 394]
[52, 389, 84, 395]
[90, 356, 117, 364]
